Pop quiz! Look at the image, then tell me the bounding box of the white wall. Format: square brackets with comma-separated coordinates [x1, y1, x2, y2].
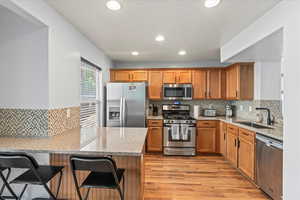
[1, 0, 113, 109]
[254, 62, 281, 100]
[221, 1, 300, 199]
[0, 27, 49, 109]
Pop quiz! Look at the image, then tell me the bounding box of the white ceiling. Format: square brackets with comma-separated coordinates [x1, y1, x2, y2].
[45, 0, 281, 62]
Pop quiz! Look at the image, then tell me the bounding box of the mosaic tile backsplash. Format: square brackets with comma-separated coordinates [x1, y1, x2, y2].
[0, 107, 80, 137]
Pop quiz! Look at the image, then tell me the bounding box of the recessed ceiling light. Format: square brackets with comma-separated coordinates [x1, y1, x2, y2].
[106, 0, 121, 11]
[155, 35, 165, 42]
[204, 0, 221, 8]
[178, 50, 187, 56]
[131, 51, 139, 56]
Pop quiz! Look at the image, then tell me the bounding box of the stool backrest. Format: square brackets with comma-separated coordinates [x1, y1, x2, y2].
[70, 156, 117, 173]
[0, 153, 39, 169]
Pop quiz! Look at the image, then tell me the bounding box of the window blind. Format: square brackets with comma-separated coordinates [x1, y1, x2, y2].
[80, 59, 101, 128]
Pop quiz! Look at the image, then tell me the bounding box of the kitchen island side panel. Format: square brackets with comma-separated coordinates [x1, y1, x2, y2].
[50, 154, 144, 200]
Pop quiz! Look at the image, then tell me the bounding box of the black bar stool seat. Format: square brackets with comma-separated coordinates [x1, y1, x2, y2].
[81, 168, 125, 189]
[10, 165, 64, 185]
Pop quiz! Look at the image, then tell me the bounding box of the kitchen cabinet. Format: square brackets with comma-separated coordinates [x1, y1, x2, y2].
[192, 69, 207, 99]
[207, 69, 226, 99]
[192, 69, 225, 99]
[110, 70, 148, 82]
[147, 120, 163, 152]
[196, 121, 218, 153]
[226, 124, 238, 167]
[148, 71, 163, 100]
[238, 128, 255, 180]
[226, 63, 254, 100]
[163, 70, 192, 84]
[219, 121, 227, 157]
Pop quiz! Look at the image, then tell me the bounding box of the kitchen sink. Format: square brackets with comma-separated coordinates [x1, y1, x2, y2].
[236, 121, 274, 129]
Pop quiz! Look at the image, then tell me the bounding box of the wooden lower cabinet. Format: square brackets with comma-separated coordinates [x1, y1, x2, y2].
[219, 122, 227, 157]
[226, 127, 238, 167]
[147, 120, 163, 152]
[197, 128, 216, 153]
[238, 128, 255, 180]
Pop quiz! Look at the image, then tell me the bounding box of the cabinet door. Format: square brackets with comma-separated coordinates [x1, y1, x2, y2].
[208, 69, 222, 99]
[238, 137, 255, 180]
[114, 70, 132, 82]
[192, 70, 207, 99]
[148, 71, 163, 100]
[197, 128, 216, 153]
[147, 127, 163, 152]
[226, 130, 238, 167]
[219, 122, 227, 157]
[132, 70, 148, 82]
[177, 71, 192, 83]
[226, 65, 239, 99]
[163, 71, 177, 83]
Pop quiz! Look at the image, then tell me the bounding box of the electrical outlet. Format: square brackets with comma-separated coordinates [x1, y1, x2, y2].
[249, 106, 252, 112]
[240, 105, 243, 111]
[67, 109, 71, 118]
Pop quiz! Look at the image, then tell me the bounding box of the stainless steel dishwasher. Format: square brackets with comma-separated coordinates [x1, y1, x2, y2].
[256, 134, 283, 200]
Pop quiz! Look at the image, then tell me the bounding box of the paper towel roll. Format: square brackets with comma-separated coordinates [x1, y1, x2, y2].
[194, 105, 200, 118]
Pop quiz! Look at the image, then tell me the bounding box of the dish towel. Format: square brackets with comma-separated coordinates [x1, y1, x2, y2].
[181, 125, 189, 141]
[171, 124, 180, 140]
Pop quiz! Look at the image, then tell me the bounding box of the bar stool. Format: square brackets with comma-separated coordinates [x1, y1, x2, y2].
[0, 168, 11, 200]
[70, 155, 125, 200]
[0, 152, 64, 200]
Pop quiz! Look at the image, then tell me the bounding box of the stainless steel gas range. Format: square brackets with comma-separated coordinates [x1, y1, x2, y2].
[162, 104, 196, 156]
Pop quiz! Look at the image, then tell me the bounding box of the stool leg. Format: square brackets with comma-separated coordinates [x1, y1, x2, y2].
[122, 176, 125, 199]
[0, 169, 10, 195]
[0, 171, 18, 199]
[55, 171, 63, 198]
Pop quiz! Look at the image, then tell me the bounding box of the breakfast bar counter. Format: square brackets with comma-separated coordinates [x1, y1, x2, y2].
[0, 127, 148, 200]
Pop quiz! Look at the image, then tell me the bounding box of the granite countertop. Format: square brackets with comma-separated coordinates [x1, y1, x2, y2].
[0, 127, 148, 156]
[196, 116, 283, 142]
[147, 115, 164, 120]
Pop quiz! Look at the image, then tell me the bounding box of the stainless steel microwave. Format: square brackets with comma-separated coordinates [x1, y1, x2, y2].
[163, 84, 193, 100]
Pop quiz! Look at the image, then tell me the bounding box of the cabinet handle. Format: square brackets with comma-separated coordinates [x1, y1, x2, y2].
[236, 90, 239, 97]
[237, 139, 240, 148]
[129, 74, 131, 80]
[234, 139, 237, 147]
[224, 133, 226, 140]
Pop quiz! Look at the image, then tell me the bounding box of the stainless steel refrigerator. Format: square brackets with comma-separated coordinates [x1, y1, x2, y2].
[106, 82, 146, 127]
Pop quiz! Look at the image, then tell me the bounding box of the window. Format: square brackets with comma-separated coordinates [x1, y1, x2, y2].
[80, 58, 102, 128]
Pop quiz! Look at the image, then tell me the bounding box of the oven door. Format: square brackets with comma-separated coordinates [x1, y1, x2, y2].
[163, 124, 196, 147]
[163, 84, 192, 100]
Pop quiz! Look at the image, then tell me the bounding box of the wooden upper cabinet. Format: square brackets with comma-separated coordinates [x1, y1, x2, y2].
[110, 70, 148, 82]
[163, 70, 192, 84]
[131, 70, 148, 82]
[163, 71, 177, 83]
[112, 70, 131, 82]
[192, 70, 207, 99]
[148, 71, 163, 100]
[207, 69, 226, 99]
[177, 71, 192, 83]
[226, 63, 254, 100]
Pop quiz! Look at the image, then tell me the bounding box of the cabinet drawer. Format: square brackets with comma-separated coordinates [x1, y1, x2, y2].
[239, 128, 255, 143]
[227, 124, 238, 135]
[148, 120, 163, 127]
[197, 121, 217, 128]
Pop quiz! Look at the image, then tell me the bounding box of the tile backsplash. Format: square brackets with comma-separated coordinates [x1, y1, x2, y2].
[0, 107, 80, 137]
[148, 100, 229, 116]
[149, 99, 283, 126]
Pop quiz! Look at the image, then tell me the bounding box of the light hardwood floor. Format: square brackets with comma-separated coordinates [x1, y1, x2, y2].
[144, 155, 270, 200]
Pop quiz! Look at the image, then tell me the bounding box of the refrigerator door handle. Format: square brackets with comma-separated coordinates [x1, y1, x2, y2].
[120, 97, 123, 127]
[123, 98, 127, 127]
